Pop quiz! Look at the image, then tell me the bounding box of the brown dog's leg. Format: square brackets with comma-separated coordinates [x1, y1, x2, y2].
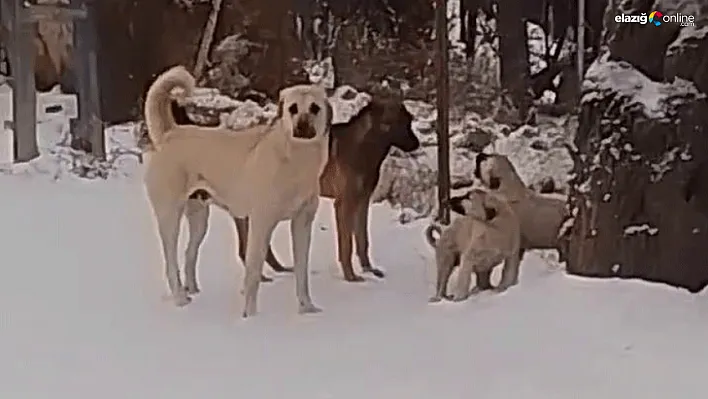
[234, 217, 283, 282]
[354, 197, 385, 278]
[334, 197, 364, 282]
[475, 270, 494, 291]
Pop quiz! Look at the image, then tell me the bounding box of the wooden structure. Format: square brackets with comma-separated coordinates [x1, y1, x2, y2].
[435, 0, 451, 224]
[0, 0, 103, 162]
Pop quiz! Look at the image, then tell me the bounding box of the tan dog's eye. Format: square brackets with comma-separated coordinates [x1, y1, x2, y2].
[288, 104, 298, 115]
[309, 103, 320, 115]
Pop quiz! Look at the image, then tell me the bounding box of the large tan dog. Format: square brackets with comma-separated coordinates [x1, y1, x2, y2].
[143, 65, 332, 318]
[426, 189, 522, 302]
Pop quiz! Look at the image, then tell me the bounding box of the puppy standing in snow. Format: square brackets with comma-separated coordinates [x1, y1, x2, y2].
[426, 188, 522, 302]
[143, 65, 332, 318]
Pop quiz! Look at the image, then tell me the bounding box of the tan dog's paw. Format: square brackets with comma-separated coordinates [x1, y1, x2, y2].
[298, 302, 322, 314]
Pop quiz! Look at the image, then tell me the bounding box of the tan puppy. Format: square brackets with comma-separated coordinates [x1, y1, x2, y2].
[473, 153, 567, 257]
[426, 189, 522, 302]
[143, 65, 332, 318]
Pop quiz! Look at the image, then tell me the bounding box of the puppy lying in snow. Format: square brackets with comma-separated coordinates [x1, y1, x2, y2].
[425, 188, 522, 302]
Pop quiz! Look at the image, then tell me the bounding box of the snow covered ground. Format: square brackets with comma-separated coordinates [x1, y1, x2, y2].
[2, 111, 708, 398]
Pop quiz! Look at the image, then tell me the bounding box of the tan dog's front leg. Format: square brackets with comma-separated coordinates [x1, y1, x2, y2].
[242, 214, 278, 318]
[334, 198, 363, 282]
[291, 197, 322, 314]
[354, 196, 385, 278]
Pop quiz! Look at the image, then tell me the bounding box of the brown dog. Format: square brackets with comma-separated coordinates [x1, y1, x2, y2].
[236, 97, 421, 282]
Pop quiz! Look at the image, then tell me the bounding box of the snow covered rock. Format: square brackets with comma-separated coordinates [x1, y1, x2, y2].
[564, 52, 708, 292]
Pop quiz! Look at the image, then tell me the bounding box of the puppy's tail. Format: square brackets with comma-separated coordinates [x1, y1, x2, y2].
[144, 65, 196, 146]
[425, 223, 442, 248]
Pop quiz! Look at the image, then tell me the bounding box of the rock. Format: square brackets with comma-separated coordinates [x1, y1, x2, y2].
[484, 120, 574, 191]
[454, 128, 494, 152]
[564, 53, 708, 292]
[372, 152, 437, 220]
[665, 25, 708, 94]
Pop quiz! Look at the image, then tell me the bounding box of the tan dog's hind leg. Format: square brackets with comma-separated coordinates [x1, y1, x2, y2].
[290, 197, 321, 314]
[241, 213, 278, 318]
[354, 196, 385, 278]
[155, 203, 191, 307]
[183, 200, 209, 295]
[334, 197, 363, 282]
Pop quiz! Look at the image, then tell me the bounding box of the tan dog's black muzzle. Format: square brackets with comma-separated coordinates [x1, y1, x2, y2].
[293, 118, 316, 139]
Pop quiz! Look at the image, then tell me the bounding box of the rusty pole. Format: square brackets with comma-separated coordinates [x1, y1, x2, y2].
[577, 0, 585, 91]
[435, 0, 451, 224]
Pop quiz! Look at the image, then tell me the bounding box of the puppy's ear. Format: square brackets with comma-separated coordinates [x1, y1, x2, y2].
[483, 206, 497, 221]
[489, 176, 501, 189]
[447, 196, 468, 215]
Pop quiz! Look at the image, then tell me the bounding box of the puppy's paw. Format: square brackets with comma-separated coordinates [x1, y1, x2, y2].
[450, 292, 470, 302]
[298, 303, 322, 314]
[492, 285, 511, 294]
[184, 280, 200, 295]
[344, 274, 366, 283]
[172, 291, 192, 307]
[185, 285, 200, 295]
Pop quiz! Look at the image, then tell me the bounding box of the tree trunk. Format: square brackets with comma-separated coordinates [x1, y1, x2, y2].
[497, 0, 530, 118]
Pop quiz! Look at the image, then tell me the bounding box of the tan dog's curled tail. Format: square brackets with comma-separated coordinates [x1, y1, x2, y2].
[144, 65, 196, 146]
[425, 223, 442, 248]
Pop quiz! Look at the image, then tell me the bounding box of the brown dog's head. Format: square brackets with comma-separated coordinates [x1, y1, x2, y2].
[474, 153, 526, 197]
[276, 85, 332, 141]
[371, 99, 420, 153]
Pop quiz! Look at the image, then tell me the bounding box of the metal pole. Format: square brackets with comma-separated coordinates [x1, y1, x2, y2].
[435, 0, 450, 225]
[577, 0, 585, 90]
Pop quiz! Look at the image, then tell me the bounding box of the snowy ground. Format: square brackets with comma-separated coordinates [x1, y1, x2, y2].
[3, 113, 708, 398]
[4, 157, 708, 398]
